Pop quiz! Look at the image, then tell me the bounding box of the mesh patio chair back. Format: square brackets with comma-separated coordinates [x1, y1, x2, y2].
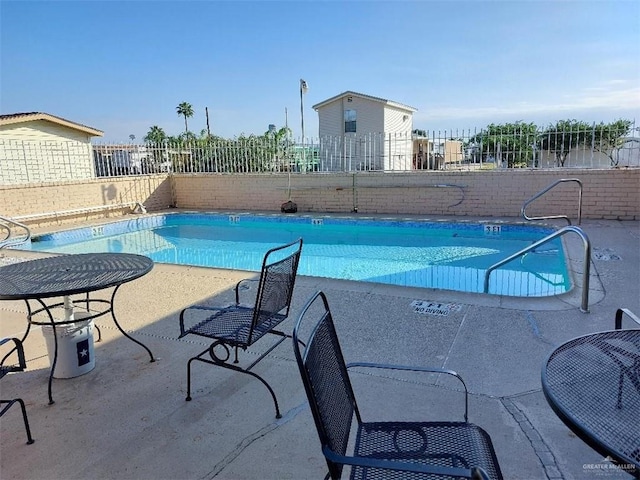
[249, 241, 302, 344]
[293, 291, 359, 479]
[293, 291, 503, 480]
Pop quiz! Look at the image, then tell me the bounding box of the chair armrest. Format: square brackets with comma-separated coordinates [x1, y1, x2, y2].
[178, 304, 229, 337]
[1, 337, 27, 372]
[347, 361, 469, 422]
[323, 445, 489, 479]
[235, 278, 259, 305]
[615, 308, 640, 330]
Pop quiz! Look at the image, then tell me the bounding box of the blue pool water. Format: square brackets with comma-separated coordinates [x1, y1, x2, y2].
[26, 212, 570, 297]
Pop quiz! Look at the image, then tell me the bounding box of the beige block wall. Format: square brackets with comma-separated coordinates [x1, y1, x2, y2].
[173, 169, 639, 220]
[1, 175, 172, 228]
[2, 169, 638, 229]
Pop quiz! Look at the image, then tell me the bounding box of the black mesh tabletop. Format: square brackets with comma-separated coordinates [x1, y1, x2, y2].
[0, 253, 153, 300]
[542, 330, 640, 470]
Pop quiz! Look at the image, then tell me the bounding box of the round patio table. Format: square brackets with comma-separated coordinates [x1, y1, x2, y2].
[0, 253, 155, 404]
[541, 329, 640, 476]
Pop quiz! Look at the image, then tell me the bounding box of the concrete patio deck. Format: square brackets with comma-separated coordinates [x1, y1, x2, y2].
[1, 218, 638, 480]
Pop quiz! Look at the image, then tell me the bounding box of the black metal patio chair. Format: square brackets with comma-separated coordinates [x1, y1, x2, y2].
[179, 239, 303, 418]
[1, 337, 35, 445]
[614, 308, 640, 330]
[293, 291, 503, 480]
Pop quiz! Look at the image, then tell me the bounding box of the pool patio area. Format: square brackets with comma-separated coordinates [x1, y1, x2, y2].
[1, 217, 638, 480]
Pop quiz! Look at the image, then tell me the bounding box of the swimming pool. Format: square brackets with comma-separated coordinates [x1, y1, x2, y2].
[26, 212, 570, 297]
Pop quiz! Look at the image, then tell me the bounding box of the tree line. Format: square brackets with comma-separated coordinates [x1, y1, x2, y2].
[465, 119, 634, 167]
[138, 102, 295, 173]
[416, 119, 634, 168]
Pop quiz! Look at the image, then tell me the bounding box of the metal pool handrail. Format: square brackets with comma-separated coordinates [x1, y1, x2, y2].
[483, 225, 591, 313]
[521, 178, 583, 225]
[0, 215, 31, 249]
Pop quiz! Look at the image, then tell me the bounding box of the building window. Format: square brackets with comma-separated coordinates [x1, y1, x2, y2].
[344, 109, 356, 133]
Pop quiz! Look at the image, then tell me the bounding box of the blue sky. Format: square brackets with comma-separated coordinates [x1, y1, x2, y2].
[1, 0, 639, 142]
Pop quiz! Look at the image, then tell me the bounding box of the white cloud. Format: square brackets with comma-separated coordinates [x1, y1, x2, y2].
[419, 81, 640, 124]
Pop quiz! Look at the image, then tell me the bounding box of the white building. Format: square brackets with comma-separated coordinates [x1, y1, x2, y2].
[312, 91, 417, 171]
[0, 112, 103, 184]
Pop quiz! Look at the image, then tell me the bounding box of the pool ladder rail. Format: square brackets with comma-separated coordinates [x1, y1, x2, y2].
[484, 225, 591, 313]
[521, 178, 583, 225]
[0, 215, 31, 249]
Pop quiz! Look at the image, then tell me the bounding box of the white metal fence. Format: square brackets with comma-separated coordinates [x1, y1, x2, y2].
[1, 122, 638, 184]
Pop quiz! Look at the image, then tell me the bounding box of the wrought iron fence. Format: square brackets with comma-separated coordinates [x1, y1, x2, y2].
[1, 121, 638, 184]
[93, 122, 640, 176]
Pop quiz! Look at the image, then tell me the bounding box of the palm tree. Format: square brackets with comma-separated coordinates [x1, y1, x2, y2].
[143, 126, 168, 173]
[144, 126, 166, 144]
[176, 102, 194, 134]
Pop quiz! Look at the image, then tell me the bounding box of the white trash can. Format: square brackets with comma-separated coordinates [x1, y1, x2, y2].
[42, 312, 95, 379]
